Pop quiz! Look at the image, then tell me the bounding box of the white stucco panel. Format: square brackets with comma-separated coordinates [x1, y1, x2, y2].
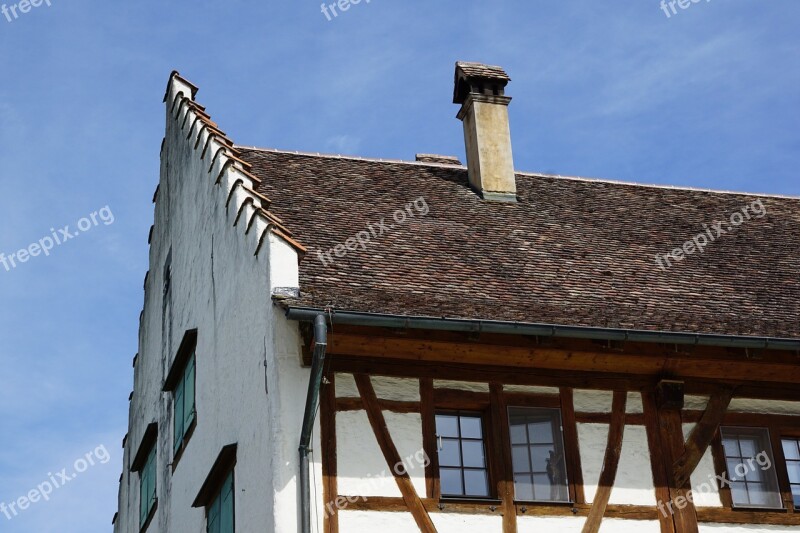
[373, 376, 420, 402]
[337, 410, 402, 497]
[728, 398, 800, 416]
[431, 513, 503, 532]
[336, 373, 360, 398]
[609, 425, 655, 505]
[574, 390, 613, 413]
[336, 411, 426, 498]
[339, 510, 420, 531]
[699, 524, 800, 532]
[434, 380, 489, 392]
[579, 424, 655, 505]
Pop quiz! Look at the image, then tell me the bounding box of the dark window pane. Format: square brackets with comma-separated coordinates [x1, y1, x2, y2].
[440, 468, 463, 496]
[461, 440, 486, 468]
[532, 473, 552, 500]
[722, 438, 739, 458]
[739, 438, 758, 458]
[514, 475, 534, 501]
[531, 445, 553, 473]
[439, 438, 462, 467]
[787, 462, 800, 484]
[436, 415, 459, 438]
[512, 445, 531, 474]
[464, 469, 489, 497]
[727, 458, 745, 482]
[460, 416, 483, 439]
[528, 421, 554, 444]
[509, 422, 527, 445]
[730, 482, 749, 506]
[783, 440, 800, 461]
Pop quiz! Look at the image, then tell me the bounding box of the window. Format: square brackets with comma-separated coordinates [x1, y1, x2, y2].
[131, 423, 158, 531]
[163, 330, 198, 463]
[508, 407, 569, 502]
[435, 412, 490, 498]
[139, 445, 157, 528]
[207, 470, 235, 533]
[720, 427, 782, 509]
[173, 350, 196, 452]
[782, 438, 800, 508]
[193, 444, 237, 533]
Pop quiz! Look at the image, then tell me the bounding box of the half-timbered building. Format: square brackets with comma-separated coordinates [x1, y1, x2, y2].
[114, 63, 800, 533]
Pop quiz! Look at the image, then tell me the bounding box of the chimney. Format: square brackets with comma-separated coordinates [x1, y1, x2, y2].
[453, 62, 517, 202]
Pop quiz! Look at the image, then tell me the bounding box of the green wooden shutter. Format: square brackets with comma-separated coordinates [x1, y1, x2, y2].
[174, 378, 185, 451]
[220, 471, 234, 533]
[184, 353, 196, 430]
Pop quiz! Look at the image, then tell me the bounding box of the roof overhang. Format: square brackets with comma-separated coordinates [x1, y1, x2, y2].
[282, 306, 800, 352]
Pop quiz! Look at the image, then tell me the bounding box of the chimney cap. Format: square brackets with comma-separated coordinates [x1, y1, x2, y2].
[453, 62, 511, 104]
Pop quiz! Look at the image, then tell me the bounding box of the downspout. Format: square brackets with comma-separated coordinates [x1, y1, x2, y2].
[299, 314, 327, 533]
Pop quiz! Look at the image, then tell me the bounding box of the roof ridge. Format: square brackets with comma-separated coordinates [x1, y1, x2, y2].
[235, 145, 799, 200]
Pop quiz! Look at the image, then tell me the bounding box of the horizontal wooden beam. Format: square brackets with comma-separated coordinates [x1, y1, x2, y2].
[328, 333, 800, 385]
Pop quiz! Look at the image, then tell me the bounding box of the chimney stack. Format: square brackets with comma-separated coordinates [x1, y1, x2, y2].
[453, 62, 517, 202]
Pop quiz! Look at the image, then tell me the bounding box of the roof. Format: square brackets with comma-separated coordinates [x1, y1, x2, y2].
[455, 61, 511, 82]
[235, 147, 800, 339]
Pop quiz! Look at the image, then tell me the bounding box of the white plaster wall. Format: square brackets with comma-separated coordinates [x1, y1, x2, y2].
[729, 398, 800, 415]
[336, 372, 359, 398]
[574, 390, 614, 412]
[681, 423, 723, 508]
[578, 424, 656, 505]
[699, 525, 800, 532]
[116, 77, 316, 533]
[337, 410, 426, 498]
[518, 516, 661, 532]
[373, 376, 420, 402]
[685, 395, 710, 410]
[434, 380, 490, 392]
[431, 513, 503, 532]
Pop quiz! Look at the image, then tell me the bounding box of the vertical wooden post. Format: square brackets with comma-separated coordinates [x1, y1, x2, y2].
[321, 373, 338, 533]
[655, 380, 699, 533]
[490, 383, 518, 533]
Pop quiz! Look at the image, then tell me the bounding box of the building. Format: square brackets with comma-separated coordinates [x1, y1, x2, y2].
[113, 63, 800, 533]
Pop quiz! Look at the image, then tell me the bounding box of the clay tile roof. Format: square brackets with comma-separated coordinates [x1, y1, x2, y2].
[455, 61, 511, 82]
[237, 148, 800, 339]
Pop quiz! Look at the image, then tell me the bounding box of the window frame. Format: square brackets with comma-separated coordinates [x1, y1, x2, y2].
[139, 444, 158, 531]
[507, 406, 571, 504]
[712, 426, 785, 511]
[130, 422, 159, 533]
[207, 469, 235, 533]
[163, 329, 198, 471]
[193, 444, 238, 533]
[435, 410, 493, 499]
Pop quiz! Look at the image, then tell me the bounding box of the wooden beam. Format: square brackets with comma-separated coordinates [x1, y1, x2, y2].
[489, 384, 517, 533]
[656, 381, 699, 533]
[559, 388, 585, 504]
[642, 391, 676, 533]
[321, 373, 338, 533]
[673, 388, 734, 488]
[581, 391, 627, 533]
[354, 374, 437, 532]
[419, 378, 439, 499]
[328, 333, 800, 384]
[336, 397, 420, 413]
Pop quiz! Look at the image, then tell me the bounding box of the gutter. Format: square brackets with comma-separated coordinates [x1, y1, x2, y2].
[298, 314, 327, 533]
[284, 307, 800, 352]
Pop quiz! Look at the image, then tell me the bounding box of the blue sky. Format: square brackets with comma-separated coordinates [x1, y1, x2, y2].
[0, 1, 797, 531]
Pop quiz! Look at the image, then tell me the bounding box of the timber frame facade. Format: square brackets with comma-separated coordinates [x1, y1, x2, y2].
[308, 323, 800, 532]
